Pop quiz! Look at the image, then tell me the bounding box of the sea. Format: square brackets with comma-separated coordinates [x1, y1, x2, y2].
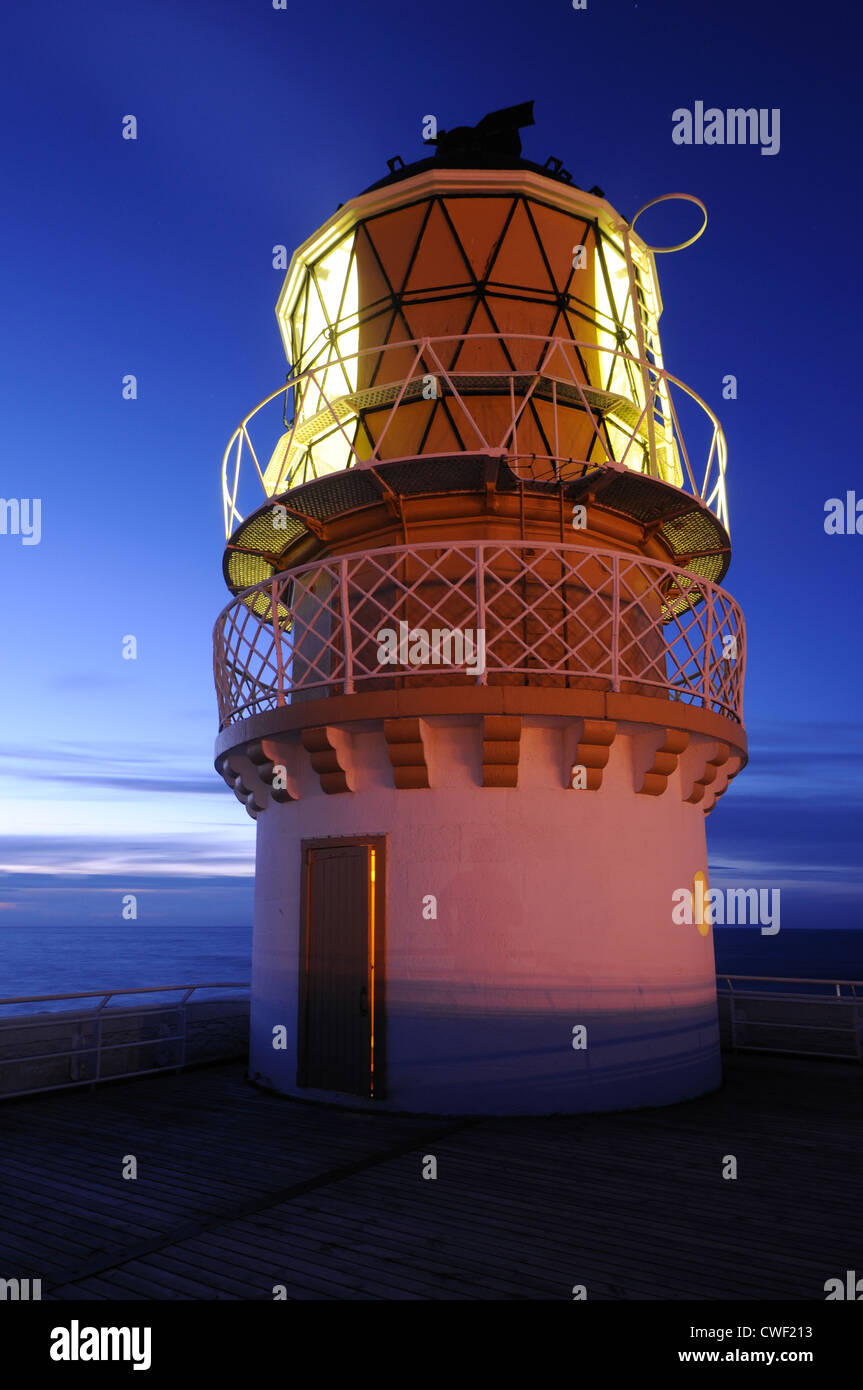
[0, 924, 860, 1017]
[0, 924, 253, 1016]
[713, 927, 863, 982]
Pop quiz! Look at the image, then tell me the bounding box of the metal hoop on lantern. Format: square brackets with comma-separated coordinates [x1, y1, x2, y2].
[629, 193, 708, 253]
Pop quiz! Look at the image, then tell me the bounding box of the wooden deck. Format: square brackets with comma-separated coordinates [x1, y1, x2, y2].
[0, 1053, 859, 1300]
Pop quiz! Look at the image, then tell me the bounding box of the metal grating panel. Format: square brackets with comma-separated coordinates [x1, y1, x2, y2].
[227, 552, 274, 590]
[381, 456, 488, 495]
[287, 469, 381, 519]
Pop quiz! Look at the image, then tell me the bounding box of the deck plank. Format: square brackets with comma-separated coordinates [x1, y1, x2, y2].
[1, 1054, 859, 1300]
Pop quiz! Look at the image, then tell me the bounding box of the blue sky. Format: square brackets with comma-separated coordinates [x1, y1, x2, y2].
[0, 0, 861, 933]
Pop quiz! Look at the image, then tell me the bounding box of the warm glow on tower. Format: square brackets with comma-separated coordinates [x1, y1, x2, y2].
[214, 104, 747, 1115]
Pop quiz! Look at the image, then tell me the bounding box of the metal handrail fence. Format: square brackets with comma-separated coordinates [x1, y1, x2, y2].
[214, 539, 745, 729]
[0, 978, 859, 1099]
[0, 983, 250, 1099]
[717, 975, 863, 1061]
[220, 333, 729, 536]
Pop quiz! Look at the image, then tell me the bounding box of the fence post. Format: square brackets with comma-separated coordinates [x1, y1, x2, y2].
[93, 1011, 103, 1087]
[611, 558, 620, 692]
[475, 544, 487, 686]
[178, 989, 193, 1072]
[340, 558, 354, 694]
[273, 578, 286, 707]
[728, 987, 738, 1052]
[703, 590, 714, 712]
[70, 1020, 85, 1082]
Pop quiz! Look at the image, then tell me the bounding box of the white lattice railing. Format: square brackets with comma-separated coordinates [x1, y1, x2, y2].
[221, 334, 729, 539]
[213, 540, 744, 730]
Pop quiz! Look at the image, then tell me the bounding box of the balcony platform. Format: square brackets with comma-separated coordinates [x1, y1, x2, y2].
[0, 1051, 857, 1300]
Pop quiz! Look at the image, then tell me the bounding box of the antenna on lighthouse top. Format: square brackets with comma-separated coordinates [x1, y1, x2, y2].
[365, 100, 578, 193]
[431, 100, 536, 161]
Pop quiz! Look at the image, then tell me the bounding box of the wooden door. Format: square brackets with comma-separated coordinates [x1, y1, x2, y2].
[298, 839, 383, 1098]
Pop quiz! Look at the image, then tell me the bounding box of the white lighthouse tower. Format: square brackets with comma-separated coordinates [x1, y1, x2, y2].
[213, 105, 746, 1113]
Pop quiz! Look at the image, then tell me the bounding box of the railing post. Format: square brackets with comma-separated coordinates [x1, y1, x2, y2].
[94, 1011, 103, 1085]
[179, 987, 193, 1072]
[273, 578, 286, 707]
[703, 590, 714, 713]
[729, 991, 738, 1052]
[611, 558, 620, 692]
[475, 543, 487, 686]
[93, 991, 112, 1086]
[339, 558, 354, 694]
[70, 1021, 84, 1082]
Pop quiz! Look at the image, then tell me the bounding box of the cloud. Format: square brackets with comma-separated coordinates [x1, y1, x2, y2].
[40, 773, 225, 795]
[0, 738, 230, 810]
[0, 832, 254, 879]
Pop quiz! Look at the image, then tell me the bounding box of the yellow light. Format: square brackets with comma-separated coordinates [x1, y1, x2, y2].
[593, 231, 683, 488]
[278, 233, 361, 484]
[693, 869, 711, 936]
[368, 847, 376, 1097]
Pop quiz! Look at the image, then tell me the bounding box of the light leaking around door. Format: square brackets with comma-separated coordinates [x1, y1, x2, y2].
[369, 847, 376, 1098]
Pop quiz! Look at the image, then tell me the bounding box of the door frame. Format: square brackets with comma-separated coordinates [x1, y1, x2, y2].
[297, 835, 387, 1099]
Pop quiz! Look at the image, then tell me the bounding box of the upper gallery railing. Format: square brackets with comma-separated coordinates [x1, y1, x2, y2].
[220, 334, 730, 539]
[213, 539, 745, 730]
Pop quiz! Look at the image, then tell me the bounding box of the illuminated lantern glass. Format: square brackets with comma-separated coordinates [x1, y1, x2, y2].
[267, 174, 684, 494]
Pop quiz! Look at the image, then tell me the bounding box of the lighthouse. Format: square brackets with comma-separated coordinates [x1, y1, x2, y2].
[213, 103, 747, 1114]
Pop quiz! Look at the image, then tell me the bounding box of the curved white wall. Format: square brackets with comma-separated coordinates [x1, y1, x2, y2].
[248, 717, 722, 1114]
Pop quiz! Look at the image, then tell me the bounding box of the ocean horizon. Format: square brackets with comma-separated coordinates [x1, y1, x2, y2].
[0, 924, 860, 1015]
